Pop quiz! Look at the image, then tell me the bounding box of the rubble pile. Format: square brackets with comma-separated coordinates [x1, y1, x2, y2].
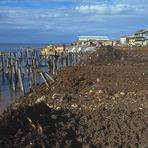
[0, 102, 81, 147]
[87, 46, 127, 64]
[0, 47, 148, 148]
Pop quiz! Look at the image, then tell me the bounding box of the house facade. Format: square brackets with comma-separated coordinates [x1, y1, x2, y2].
[144, 37, 148, 46]
[120, 36, 128, 45]
[134, 29, 148, 46]
[119, 29, 148, 47]
[128, 36, 135, 46]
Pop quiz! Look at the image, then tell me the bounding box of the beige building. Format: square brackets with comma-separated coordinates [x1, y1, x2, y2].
[41, 44, 65, 55]
[55, 45, 65, 53]
[128, 36, 135, 46]
[134, 29, 148, 46]
[120, 36, 128, 45]
[77, 36, 112, 47]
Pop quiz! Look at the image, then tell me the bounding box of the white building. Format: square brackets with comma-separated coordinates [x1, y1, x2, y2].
[77, 36, 112, 46]
[120, 36, 128, 45]
[78, 36, 110, 41]
[119, 29, 148, 47]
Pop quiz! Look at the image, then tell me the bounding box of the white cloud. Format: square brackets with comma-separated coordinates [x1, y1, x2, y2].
[0, 7, 66, 30]
[0, 0, 148, 42]
[75, 4, 144, 15]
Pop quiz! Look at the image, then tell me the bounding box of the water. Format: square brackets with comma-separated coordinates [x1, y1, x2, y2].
[0, 43, 48, 52]
[0, 43, 48, 113]
[0, 43, 80, 113]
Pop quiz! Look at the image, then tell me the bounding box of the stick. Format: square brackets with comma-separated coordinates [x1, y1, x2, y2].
[45, 72, 55, 83]
[40, 72, 49, 87]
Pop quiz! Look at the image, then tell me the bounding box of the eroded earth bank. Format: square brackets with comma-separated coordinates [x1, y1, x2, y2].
[0, 46, 148, 148]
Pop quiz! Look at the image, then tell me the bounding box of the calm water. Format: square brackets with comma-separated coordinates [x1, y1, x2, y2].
[0, 43, 48, 52]
[0, 43, 48, 113]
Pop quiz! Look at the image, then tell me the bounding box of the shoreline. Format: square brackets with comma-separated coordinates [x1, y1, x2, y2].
[0, 46, 148, 147]
[0, 46, 80, 113]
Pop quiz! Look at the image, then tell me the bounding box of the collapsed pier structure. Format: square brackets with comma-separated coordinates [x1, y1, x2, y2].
[0, 48, 80, 97]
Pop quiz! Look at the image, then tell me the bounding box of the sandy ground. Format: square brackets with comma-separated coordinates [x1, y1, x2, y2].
[0, 46, 148, 148]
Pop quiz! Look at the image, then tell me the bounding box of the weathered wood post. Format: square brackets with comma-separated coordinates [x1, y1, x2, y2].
[0, 53, 4, 72]
[44, 52, 47, 66]
[40, 72, 49, 87]
[61, 53, 64, 68]
[69, 52, 73, 66]
[45, 72, 55, 83]
[18, 66, 25, 95]
[54, 52, 58, 73]
[11, 65, 15, 91]
[26, 48, 29, 67]
[63, 54, 66, 68]
[29, 66, 34, 90]
[36, 49, 39, 68]
[48, 55, 52, 74]
[33, 68, 37, 87]
[65, 53, 68, 67]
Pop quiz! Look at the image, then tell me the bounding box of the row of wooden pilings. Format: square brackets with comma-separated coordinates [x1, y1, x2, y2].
[0, 49, 80, 96]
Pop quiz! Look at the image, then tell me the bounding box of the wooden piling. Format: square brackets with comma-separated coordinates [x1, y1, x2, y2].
[11, 65, 15, 91]
[45, 72, 55, 83]
[0, 46, 82, 99]
[18, 66, 25, 95]
[40, 72, 49, 87]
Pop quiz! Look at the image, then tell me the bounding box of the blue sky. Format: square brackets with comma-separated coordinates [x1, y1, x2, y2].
[0, 0, 147, 43]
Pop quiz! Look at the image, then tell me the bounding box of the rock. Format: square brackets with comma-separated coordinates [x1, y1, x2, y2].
[51, 114, 58, 120]
[120, 92, 125, 96]
[52, 93, 64, 101]
[95, 90, 104, 97]
[114, 93, 120, 98]
[71, 104, 78, 108]
[35, 96, 46, 104]
[36, 122, 43, 135]
[96, 78, 101, 83]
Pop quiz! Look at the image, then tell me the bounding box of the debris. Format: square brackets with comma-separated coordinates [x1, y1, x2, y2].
[27, 117, 36, 129]
[0, 47, 148, 147]
[71, 104, 78, 108]
[36, 122, 43, 135]
[52, 93, 64, 100]
[35, 96, 46, 104]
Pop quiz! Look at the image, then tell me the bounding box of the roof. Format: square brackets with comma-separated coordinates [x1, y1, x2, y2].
[127, 36, 135, 39]
[56, 44, 65, 47]
[78, 36, 109, 41]
[135, 29, 148, 34]
[120, 36, 128, 38]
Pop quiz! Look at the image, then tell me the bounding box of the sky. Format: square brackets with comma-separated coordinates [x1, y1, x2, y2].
[0, 0, 147, 43]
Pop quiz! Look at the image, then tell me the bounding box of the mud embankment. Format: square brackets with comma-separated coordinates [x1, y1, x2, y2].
[0, 46, 148, 148]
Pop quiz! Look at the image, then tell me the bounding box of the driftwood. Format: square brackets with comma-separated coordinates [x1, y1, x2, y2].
[40, 72, 49, 87]
[45, 72, 55, 83]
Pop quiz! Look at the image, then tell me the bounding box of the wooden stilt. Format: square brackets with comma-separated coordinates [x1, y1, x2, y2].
[18, 66, 25, 95]
[45, 72, 55, 83]
[40, 72, 49, 87]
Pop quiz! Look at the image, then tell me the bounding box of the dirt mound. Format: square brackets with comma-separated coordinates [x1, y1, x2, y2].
[0, 47, 148, 148]
[88, 46, 127, 64]
[77, 89, 148, 147]
[0, 90, 147, 148]
[0, 102, 81, 148]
